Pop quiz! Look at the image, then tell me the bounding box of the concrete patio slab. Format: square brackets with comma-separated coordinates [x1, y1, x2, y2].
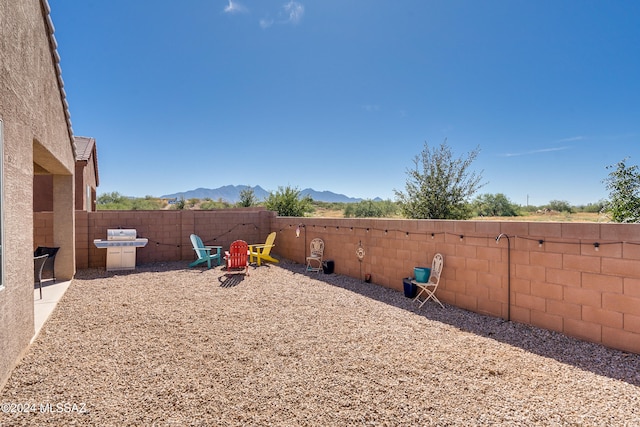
[33, 279, 72, 343]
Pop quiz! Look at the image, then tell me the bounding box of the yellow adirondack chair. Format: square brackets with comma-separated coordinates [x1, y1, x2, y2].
[249, 232, 279, 266]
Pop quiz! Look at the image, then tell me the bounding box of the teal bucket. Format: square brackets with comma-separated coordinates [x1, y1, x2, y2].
[414, 267, 431, 283]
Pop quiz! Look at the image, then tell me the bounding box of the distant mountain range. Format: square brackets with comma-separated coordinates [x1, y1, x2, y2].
[161, 185, 381, 204]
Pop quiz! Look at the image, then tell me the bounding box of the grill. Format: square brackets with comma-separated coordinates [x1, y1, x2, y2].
[93, 229, 148, 271]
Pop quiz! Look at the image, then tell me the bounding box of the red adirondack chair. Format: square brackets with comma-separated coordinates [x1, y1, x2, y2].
[224, 240, 249, 275]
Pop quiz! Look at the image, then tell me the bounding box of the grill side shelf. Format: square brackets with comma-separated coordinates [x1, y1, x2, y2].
[93, 239, 148, 248]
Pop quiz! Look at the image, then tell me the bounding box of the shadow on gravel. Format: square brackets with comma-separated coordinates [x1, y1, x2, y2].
[218, 274, 245, 287]
[277, 260, 640, 388]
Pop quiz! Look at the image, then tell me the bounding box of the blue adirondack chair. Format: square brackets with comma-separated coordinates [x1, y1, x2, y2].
[189, 234, 222, 269]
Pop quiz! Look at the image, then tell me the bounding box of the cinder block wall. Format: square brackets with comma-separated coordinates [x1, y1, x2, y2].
[36, 208, 274, 269]
[33, 212, 55, 247]
[272, 217, 640, 355]
[34, 211, 640, 354]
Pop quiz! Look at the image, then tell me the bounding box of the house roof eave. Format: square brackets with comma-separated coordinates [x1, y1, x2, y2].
[40, 0, 76, 159]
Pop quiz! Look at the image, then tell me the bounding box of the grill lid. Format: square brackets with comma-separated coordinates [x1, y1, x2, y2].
[107, 229, 137, 241]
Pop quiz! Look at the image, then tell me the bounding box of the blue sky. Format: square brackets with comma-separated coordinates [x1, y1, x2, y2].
[49, 0, 640, 206]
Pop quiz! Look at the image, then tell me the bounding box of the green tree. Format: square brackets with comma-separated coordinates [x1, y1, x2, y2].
[546, 200, 573, 213]
[394, 140, 485, 219]
[577, 200, 607, 214]
[344, 199, 399, 218]
[97, 192, 128, 207]
[343, 204, 355, 218]
[131, 196, 164, 210]
[173, 197, 186, 210]
[264, 186, 313, 216]
[96, 192, 133, 210]
[353, 200, 383, 218]
[238, 187, 258, 207]
[97, 192, 164, 210]
[603, 158, 640, 223]
[472, 193, 519, 217]
[200, 198, 232, 210]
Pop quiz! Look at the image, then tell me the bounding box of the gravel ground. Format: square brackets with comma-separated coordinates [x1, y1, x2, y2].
[1, 259, 640, 426]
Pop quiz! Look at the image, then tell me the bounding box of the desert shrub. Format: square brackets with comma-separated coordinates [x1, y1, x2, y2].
[394, 139, 484, 219]
[130, 196, 165, 210]
[264, 185, 314, 217]
[575, 200, 607, 213]
[472, 193, 519, 217]
[97, 192, 164, 210]
[315, 201, 344, 211]
[344, 199, 399, 218]
[546, 200, 573, 213]
[200, 198, 232, 209]
[603, 158, 640, 223]
[237, 187, 258, 207]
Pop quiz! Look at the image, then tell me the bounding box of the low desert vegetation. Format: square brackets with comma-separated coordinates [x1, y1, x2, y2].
[96, 141, 639, 223]
[96, 192, 167, 210]
[95, 192, 607, 222]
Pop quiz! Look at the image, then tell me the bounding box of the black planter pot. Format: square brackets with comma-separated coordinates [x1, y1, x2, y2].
[403, 277, 417, 298]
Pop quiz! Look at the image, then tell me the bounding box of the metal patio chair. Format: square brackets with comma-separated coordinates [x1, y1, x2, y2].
[34, 246, 59, 283]
[306, 238, 324, 273]
[413, 253, 444, 308]
[34, 254, 49, 300]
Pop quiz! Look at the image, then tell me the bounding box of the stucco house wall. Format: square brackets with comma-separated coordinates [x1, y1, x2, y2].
[34, 135, 98, 212]
[0, 0, 76, 389]
[74, 136, 99, 212]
